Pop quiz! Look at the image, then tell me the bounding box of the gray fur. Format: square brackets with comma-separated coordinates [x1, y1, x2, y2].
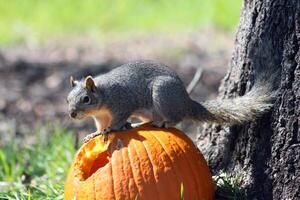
[67, 60, 277, 130]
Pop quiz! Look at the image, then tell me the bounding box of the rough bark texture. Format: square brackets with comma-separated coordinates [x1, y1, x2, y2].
[197, 0, 300, 199]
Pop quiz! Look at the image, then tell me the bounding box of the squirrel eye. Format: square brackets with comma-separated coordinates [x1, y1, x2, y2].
[82, 96, 90, 104]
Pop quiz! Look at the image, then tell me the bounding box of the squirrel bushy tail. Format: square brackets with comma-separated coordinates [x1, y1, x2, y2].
[189, 69, 279, 124]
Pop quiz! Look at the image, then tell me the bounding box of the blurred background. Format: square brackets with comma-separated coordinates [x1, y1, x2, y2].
[0, 0, 242, 198]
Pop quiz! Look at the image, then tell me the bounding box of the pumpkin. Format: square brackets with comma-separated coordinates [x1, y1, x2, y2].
[64, 124, 214, 200]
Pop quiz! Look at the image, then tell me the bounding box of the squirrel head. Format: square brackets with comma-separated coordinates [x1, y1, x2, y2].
[67, 76, 103, 119]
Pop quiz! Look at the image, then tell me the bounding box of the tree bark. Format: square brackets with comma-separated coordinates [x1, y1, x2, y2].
[197, 0, 300, 199]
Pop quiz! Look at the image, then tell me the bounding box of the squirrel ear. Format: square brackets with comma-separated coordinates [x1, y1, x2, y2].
[70, 76, 78, 87]
[84, 76, 97, 92]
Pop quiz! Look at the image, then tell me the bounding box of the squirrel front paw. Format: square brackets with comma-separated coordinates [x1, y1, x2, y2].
[84, 132, 100, 143]
[83, 123, 133, 143]
[83, 128, 111, 143]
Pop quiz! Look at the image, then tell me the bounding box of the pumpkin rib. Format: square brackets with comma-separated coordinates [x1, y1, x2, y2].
[140, 140, 163, 200]
[157, 130, 200, 199]
[109, 161, 117, 200]
[93, 163, 115, 199]
[185, 141, 214, 198]
[141, 134, 178, 200]
[120, 149, 130, 199]
[151, 132, 182, 197]
[173, 132, 201, 197]
[112, 149, 129, 199]
[191, 141, 214, 196]
[122, 147, 138, 199]
[148, 131, 181, 200]
[126, 142, 142, 200]
[172, 132, 214, 199]
[171, 133, 205, 199]
[132, 138, 160, 200]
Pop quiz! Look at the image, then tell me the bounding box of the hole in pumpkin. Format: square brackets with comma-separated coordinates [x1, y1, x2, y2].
[75, 139, 111, 181]
[81, 151, 110, 180]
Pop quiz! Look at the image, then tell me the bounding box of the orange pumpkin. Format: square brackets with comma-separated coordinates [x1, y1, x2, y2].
[64, 124, 214, 200]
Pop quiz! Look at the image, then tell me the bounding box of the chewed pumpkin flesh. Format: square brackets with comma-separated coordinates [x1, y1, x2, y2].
[64, 124, 214, 200]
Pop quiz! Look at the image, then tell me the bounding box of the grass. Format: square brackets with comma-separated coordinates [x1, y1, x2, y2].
[0, 126, 75, 200]
[213, 171, 246, 200]
[0, 0, 242, 45]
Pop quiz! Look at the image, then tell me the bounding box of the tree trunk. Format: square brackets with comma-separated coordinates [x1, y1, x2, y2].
[197, 0, 300, 199]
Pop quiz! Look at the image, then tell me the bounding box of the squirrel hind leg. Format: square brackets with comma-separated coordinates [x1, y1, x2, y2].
[152, 76, 189, 125]
[151, 110, 177, 128]
[130, 109, 153, 126]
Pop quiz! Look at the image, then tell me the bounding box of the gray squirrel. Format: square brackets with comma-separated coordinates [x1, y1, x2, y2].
[67, 60, 276, 142]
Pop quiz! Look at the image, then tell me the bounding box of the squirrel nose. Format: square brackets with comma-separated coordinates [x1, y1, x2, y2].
[70, 111, 77, 118]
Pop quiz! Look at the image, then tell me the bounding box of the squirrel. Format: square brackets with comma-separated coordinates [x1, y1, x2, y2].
[67, 60, 277, 142]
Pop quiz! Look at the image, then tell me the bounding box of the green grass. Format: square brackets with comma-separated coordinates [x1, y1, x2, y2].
[0, 0, 242, 45]
[0, 126, 76, 200]
[213, 171, 246, 200]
